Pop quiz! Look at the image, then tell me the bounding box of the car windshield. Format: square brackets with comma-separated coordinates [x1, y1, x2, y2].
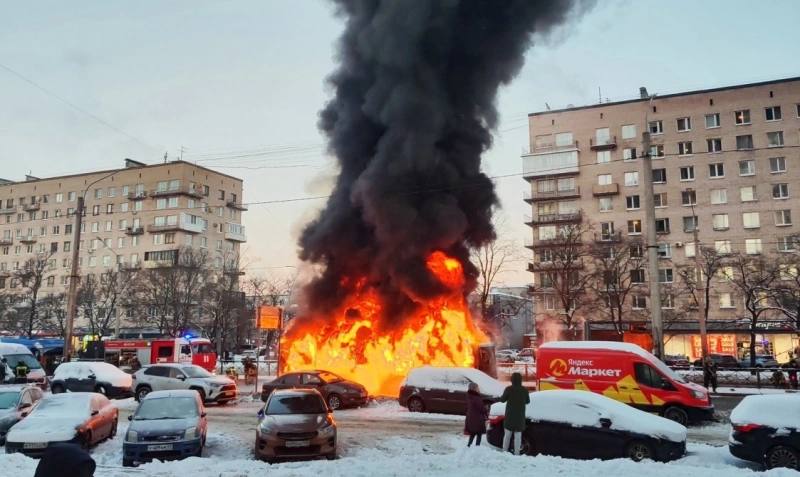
[4, 354, 42, 370]
[0, 392, 20, 409]
[135, 397, 198, 420]
[318, 371, 343, 383]
[266, 394, 326, 415]
[35, 396, 89, 416]
[182, 366, 212, 378]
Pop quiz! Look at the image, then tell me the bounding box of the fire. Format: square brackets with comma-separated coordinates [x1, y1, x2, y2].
[282, 251, 488, 396]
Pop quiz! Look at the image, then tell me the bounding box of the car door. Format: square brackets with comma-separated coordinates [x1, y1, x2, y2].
[168, 367, 191, 390]
[549, 400, 614, 459]
[87, 395, 105, 444]
[72, 365, 96, 392]
[144, 366, 170, 391]
[444, 370, 471, 413]
[422, 370, 452, 413]
[301, 373, 326, 397]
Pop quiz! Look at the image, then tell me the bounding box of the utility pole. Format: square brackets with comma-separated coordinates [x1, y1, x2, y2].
[641, 129, 664, 359]
[688, 195, 708, 360]
[63, 196, 84, 362]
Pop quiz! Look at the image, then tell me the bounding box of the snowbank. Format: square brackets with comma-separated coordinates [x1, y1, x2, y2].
[730, 394, 800, 430]
[403, 367, 505, 397]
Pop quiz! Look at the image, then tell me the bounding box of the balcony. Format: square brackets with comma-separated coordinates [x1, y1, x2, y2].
[147, 215, 205, 234]
[224, 223, 247, 242]
[522, 149, 579, 179]
[226, 199, 248, 211]
[124, 226, 144, 236]
[23, 202, 40, 212]
[128, 191, 148, 201]
[592, 183, 619, 196]
[0, 238, 13, 246]
[0, 206, 15, 215]
[590, 136, 617, 151]
[526, 212, 581, 227]
[150, 186, 206, 199]
[594, 231, 622, 243]
[523, 187, 581, 203]
[530, 140, 580, 153]
[19, 235, 37, 244]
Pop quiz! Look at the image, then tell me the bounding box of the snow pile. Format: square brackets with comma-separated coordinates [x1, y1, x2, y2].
[54, 361, 133, 388]
[7, 394, 91, 443]
[490, 390, 686, 443]
[730, 394, 800, 430]
[402, 367, 505, 397]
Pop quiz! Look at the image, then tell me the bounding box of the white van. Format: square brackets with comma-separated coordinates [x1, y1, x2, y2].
[0, 343, 46, 387]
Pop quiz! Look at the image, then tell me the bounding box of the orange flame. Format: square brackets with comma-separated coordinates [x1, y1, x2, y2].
[282, 251, 487, 396]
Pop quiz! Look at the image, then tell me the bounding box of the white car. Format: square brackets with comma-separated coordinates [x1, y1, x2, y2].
[50, 361, 133, 399]
[132, 363, 237, 404]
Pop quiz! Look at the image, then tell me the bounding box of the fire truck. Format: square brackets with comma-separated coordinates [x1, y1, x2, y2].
[103, 337, 217, 373]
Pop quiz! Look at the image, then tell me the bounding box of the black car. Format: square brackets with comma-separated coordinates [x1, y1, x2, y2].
[261, 370, 367, 410]
[50, 362, 133, 399]
[691, 353, 740, 368]
[729, 395, 799, 470]
[397, 367, 503, 415]
[0, 385, 44, 444]
[487, 390, 687, 462]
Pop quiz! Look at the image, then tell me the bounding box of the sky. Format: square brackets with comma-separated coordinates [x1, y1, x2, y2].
[1, 0, 798, 287]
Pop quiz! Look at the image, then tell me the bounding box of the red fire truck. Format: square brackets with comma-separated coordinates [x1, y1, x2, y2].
[103, 337, 217, 373]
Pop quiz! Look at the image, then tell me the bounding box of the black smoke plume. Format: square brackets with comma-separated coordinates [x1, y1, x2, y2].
[298, 0, 587, 327]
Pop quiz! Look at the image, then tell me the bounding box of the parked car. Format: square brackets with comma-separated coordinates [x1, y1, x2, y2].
[260, 370, 367, 410]
[255, 388, 337, 463]
[495, 349, 518, 364]
[0, 343, 47, 387]
[398, 366, 504, 414]
[487, 390, 687, 462]
[5, 392, 118, 457]
[122, 389, 208, 467]
[739, 354, 780, 368]
[691, 353, 741, 368]
[132, 363, 237, 404]
[517, 348, 535, 364]
[729, 394, 800, 470]
[0, 385, 44, 444]
[664, 355, 690, 367]
[51, 361, 133, 399]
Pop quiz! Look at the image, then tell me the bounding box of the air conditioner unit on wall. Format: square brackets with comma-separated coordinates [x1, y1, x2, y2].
[674, 242, 684, 248]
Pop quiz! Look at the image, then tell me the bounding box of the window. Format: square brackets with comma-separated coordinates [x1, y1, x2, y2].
[168, 197, 178, 208]
[773, 183, 789, 199]
[652, 168, 666, 183]
[621, 124, 637, 139]
[681, 190, 696, 206]
[683, 216, 698, 232]
[745, 238, 762, 255]
[653, 192, 667, 207]
[626, 195, 640, 210]
[598, 197, 612, 212]
[719, 293, 734, 309]
[648, 120, 663, 134]
[736, 135, 753, 150]
[102, 255, 111, 267]
[106, 204, 113, 214]
[676, 117, 691, 132]
[658, 268, 674, 283]
[715, 240, 732, 254]
[596, 150, 611, 164]
[742, 212, 760, 229]
[94, 188, 103, 199]
[88, 256, 97, 267]
[709, 163, 724, 178]
[543, 294, 557, 310]
[655, 218, 670, 234]
[624, 172, 639, 186]
[554, 132, 573, 147]
[92, 205, 100, 216]
[679, 166, 694, 181]
[649, 144, 664, 158]
[769, 157, 786, 173]
[595, 128, 610, 145]
[55, 193, 63, 203]
[712, 213, 729, 230]
[627, 220, 642, 235]
[623, 147, 637, 161]
[705, 113, 720, 128]
[765, 106, 782, 121]
[707, 138, 722, 153]
[797, 104, 800, 118]
[684, 241, 696, 258]
[738, 160, 755, 176]
[153, 234, 164, 245]
[778, 236, 797, 252]
[662, 294, 675, 309]
[630, 269, 645, 284]
[678, 141, 692, 155]
[767, 131, 784, 147]
[600, 222, 615, 240]
[632, 295, 647, 309]
[711, 189, 728, 205]
[657, 243, 671, 258]
[735, 109, 750, 125]
[91, 222, 99, 233]
[630, 244, 643, 258]
[775, 210, 792, 226]
[597, 174, 612, 185]
[740, 185, 756, 202]
[538, 225, 557, 240]
[156, 198, 167, 209]
[165, 233, 176, 245]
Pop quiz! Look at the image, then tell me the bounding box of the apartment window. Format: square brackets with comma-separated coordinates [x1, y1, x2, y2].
[626, 195, 640, 210]
[88, 256, 97, 268]
[108, 187, 116, 198]
[778, 236, 797, 252]
[658, 268, 674, 283]
[106, 204, 113, 214]
[648, 120, 663, 134]
[742, 212, 760, 229]
[711, 188, 727, 205]
[67, 191, 76, 202]
[683, 216, 698, 232]
[102, 255, 111, 267]
[740, 185, 756, 202]
[676, 117, 691, 132]
[773, 183, 789, 199]
[653, 192, 667, 208]
[555, 132, 573, 146]
[707, 138, 722, 153]
[63, 241, 71, 252]
[681, 190, 697, 206]
[769, 157, 786, 173]
[709, 163, 725, 178]
[775, 210, 792, 226]
[745, 238, 763, 255]
[649, 144, 664, 159]
[623, 147, 637, 161]
[599, 222, 615, 240]
[156, 198, 167, 209]
[630, 269, 645, 284]
[712, 213, 729, 231]
[597, 174, 612, 185]
[153, 234, 164, 245]
[715, 240, 732, 254]
[705, 113, 720, 128]
[55, 193, 63, 203]
[624, 172, 639, 186]
[738, 160, 755, 176]
[765, 106, 782, 121]
[596, 150, 611, 164]
[655, 218, 670, 234]
[165, 233, 176, 245]
[168, 197, 178, 208]
[630, 244, 643, 258]
[677, 141, 692, 155]
[679, 166, 694, 181]
[595, 127, 610, 145]
[735, 109, 751, 125]
[767, 131, 784, 147]
[94, 188, 103, 199]
[652, 168, 666, 183]
[627, 220, 642, 235]
[117, 237, 125, 248]
[736, 135, 753, 150]
[91, 222, 99, 233]
[598, 197, 613, 212]
[134, 201, 143, 212]
[684, 241, 696, 258]
[657, 243, 671, 259]
[538, 225, 557, 241]
[92, 205, 100, 216]
[719, 293, 734, 309]
[631, 295, 646, 309]
[120, 202, 129, 213]
[621, 124, 637, 139]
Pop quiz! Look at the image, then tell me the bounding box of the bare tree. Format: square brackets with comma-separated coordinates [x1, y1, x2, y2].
[0, 290, 19, 334]
[39, 292, 67, 336]
[588, 235, 647, 334]
[14, 252, 55, 337]
[77, 269, 138, 337]
[472, 238, 521, 330]
[201, 253, 245, 355]
[243, 274, 293, 350]
[768, 253, 800, 331]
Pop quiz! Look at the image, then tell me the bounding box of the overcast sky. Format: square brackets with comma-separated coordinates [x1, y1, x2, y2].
[1, 0, 798, 286]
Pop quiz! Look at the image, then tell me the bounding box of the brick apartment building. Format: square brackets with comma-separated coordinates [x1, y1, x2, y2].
[523, 76, 800, 361]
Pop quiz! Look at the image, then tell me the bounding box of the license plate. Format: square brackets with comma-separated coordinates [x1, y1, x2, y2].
[285, 440, 310, 448]
[147, 444, 173, 451]
[23, 442, 47, 449]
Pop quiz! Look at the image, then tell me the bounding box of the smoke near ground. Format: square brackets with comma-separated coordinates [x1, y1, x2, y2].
[298, 0, 588, 327]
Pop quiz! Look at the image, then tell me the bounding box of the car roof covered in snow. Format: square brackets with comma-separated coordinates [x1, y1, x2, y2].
[144, 389, 202, 400]
[404, 366, 506, 397]
[730, 394, 800, 430]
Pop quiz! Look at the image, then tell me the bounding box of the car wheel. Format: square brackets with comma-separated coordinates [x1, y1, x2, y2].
[519, 434, 534, 456]
[766, 445, 800, 470]
[135, 386, 151, 402]
[662, 406, 688, 426]
[327, 394, 342, 410]
[192, 388, 206, 402]
[626, 440, 654, 462]
[326, 452, 337, 460]
[407, 397, 425, 413]
[51, 384, 64, 394]
[122, 458, 135, 467]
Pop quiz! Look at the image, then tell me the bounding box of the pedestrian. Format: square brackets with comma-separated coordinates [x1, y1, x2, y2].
[130, 356, 142, 372]
[464, 382, 488, 447]
[702, 356, 717, 393]
[499, 372, 529, 455]
[14, 359, 30, 384]
[0, 357, 8, 383]
[34, 443, 95, 477]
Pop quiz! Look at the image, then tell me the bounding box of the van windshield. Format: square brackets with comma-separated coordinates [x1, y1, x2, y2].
[4, 354, 42, 370]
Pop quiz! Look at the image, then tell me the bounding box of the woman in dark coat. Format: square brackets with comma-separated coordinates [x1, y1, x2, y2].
[500, 372, 530, 455]
[465, 382, 488, 446]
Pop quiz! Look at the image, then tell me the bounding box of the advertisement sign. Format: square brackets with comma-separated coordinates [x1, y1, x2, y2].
[257, 306, 282, 330]
[691, 334, 736, 358]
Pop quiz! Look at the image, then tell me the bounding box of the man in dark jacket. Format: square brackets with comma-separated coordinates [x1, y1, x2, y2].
[34, 443, 96, 477]
[464, 382, 488, 446]
[702, 356, 717, 393]
[500, 372, 529, 455]
[14, 360, 30, 384]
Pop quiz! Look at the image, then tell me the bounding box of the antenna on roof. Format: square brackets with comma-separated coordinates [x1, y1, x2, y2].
[598, 86, 602, 103]
[545, 102, 551, 111]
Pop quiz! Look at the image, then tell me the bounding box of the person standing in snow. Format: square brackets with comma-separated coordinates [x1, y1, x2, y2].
[500, 372, 529, 455]
[34, 443, 96, 477]
[464, 382, 488, 447]
[702, 356, 717, 393]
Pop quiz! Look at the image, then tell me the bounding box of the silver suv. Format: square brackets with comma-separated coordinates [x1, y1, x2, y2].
[132, 364, 237, 404]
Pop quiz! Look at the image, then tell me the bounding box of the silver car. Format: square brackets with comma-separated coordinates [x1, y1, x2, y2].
[132, 363, 237, 404]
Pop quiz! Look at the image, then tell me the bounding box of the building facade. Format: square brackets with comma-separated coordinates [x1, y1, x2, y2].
[0, 159, 246, 331]
[524, 77, 800, 361]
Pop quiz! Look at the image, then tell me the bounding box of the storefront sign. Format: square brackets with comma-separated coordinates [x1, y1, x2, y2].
[691, 334, 736, 358]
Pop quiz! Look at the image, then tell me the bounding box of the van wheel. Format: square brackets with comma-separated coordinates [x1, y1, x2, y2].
[136, 386, 151, 402]
[51, 384, 64, 394]
[626, 440, 654, 461]
[662, 406, 688, 426]
[766, 445, 800, 470]
[407, 397, 425, 413]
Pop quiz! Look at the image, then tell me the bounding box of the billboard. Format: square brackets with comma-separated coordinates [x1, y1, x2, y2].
[257, 306, 282, 330]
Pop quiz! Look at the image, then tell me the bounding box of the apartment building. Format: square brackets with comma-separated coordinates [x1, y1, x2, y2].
[0, 159, 246, 312]
[523, 76, 800, 360]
